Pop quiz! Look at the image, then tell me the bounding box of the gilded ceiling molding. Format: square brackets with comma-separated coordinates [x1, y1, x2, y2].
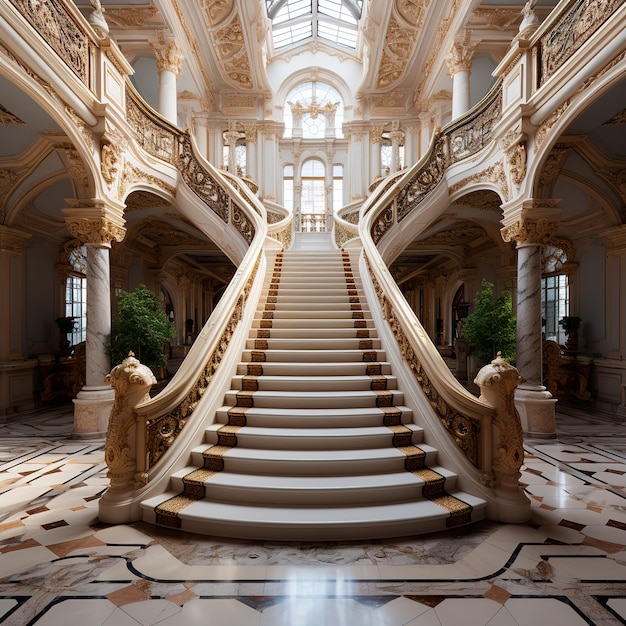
[54, 143, 91, 197]
[604, 108, 626, 126]
[0, 169, 19, 222]
[170, 0, 216, 111]
[376, 14, 417, 88]
[534, 101, 570, 149]
[0, 104, 25, 127]
[63, 105, 94, 147]
[104, 8, 161, 29]
[500, 218, 560, 246]
[202, 0, 236, 26]
[396, 0, 428, 27]
[411, 0, 461, 109]
[211, 12, 253, 89]
[471, 7, 519, 30]
[537, 144, 572, 197]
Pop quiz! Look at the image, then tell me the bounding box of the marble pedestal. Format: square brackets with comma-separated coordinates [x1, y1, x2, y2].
[515, 383, 558, 438]
[72, 386, 114, 438]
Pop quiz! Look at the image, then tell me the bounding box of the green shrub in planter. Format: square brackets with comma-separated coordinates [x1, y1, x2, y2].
[110, 284, 175, 376]
[462, 279, 516, 365]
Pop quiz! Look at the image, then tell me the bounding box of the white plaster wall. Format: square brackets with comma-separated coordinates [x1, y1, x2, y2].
[25, 239, 60, 356]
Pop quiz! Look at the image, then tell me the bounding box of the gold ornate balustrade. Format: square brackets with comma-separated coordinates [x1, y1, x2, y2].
[538, 0, 623, 85]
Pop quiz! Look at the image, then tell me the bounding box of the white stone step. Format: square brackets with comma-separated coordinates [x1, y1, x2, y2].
[235, 361, 390, 376]
[252, 317, 373, 328]
[249, 327, 377, 339]
[169, 467, 452, 506]
[245, 337, 381, 350]
[241, 349, 387, 362]
[214, 405, 413, 428]
[141, 495, 487, 541]
[223, 388, 404, 409]
[230, 374, 396, 392]
[254, 310, 368, 319]
[264, 301, 368, 311]
[189, 444, 424, 475]
[204, 423, 423, 449]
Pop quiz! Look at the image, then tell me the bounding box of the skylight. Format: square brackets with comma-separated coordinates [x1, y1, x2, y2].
[266, 0, 362, 50]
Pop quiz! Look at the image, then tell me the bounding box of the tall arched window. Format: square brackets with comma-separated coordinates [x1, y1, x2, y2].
[300, 159, 326, 232]
[301, 159, 325, 214]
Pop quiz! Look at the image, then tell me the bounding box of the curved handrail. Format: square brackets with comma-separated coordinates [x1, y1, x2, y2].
[358, 82, 506, 476]
[114, 82, 270, 477]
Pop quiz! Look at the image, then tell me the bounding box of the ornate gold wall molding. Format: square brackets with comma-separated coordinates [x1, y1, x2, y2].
[377, 13, 418, 88]
[120, 162, 176, 200]
[500, 217, 560, 246]
[0, 169, 20, 223]
[64, 215, 126, 247]
[449, 161, 509, 202]
[211, 12, 253, 89]
[0, 103, 25, 127]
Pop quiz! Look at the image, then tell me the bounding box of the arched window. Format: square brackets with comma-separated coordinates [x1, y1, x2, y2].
[64, 245, 87, 347]
[301, 159, 326, 214]
[283, 165, 294, 212]
[541, 242, 572, 345]
[284, 81, 344, 139]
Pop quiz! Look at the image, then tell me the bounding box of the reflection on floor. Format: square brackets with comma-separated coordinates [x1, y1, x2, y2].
[1, 403, 626, 625]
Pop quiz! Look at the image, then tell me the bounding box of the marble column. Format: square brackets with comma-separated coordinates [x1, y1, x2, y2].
[193, 114, 208, 161]
[501, 217, 559, 438]
[224, 124, 240, 175]
[64, 208, 126, 438]
[447, 31, 478, 120]
[370, 126, 382, 181]
[152, 37, 183, 125]
[244, 125, 258, 182]
[390, 129, 404, 172]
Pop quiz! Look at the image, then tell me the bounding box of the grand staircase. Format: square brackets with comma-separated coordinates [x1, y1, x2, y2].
[141, 245, 487, 540]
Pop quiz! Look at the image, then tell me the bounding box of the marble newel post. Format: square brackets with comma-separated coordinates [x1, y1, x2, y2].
[152, 36, 183, 125]
[502, 217, 559, 438]
[447, 30, 478, 120]
[64, 207, 126, 438]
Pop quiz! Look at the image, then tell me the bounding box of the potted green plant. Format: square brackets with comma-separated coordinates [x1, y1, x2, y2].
[110, 284, 175, 378]
[462, 279, 517, 368]
[559, 316, 581, 354]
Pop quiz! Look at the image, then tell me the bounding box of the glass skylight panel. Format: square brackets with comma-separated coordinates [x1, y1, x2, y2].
[273, 22, 313, 47]
[318, 0, 357, 24]
[318, 20, 357, 47]
[272, 0, 311, 25]
[268, 0, 360, 50]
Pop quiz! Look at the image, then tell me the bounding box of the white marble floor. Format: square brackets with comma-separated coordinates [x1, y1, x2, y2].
[1, 403, 626, 624]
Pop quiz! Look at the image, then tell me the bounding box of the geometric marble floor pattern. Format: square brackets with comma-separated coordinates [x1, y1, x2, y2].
[1, 404, 626, 624]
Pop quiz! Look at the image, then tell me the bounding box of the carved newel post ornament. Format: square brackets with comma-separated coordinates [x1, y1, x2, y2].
[98, 353, 155, 523]
[475, 354, 530, 522]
